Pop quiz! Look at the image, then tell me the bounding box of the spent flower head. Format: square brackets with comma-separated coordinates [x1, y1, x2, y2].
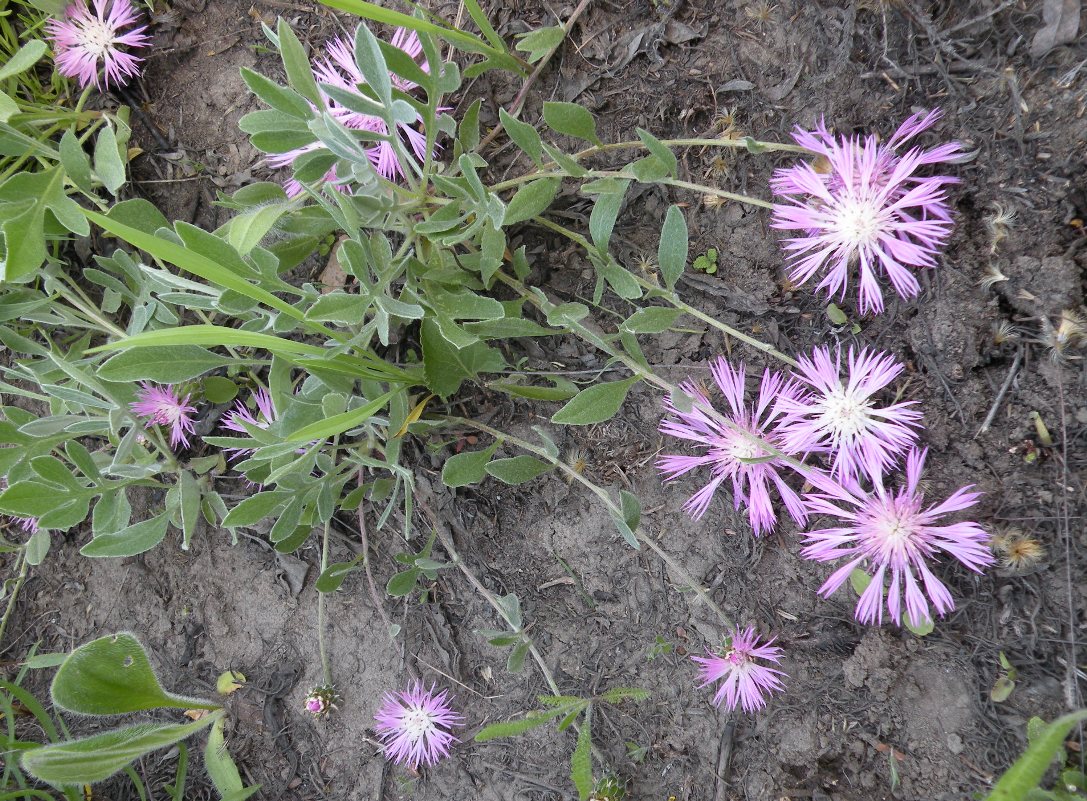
[130, 382, 197, 449]
[46, 0, 150, 89]
[801, 448, 993, 628]
[658, 359, 812, 535]
[771, 109, 965, 314]
[776, 346, 922, 483]
[374, 682, 463, 769]
[691, 626, 787, 713]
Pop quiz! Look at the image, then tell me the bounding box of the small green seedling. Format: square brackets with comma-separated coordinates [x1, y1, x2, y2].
[692, 247, 718, 274]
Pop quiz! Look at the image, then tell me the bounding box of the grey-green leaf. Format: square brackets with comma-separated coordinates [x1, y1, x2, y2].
[552, 378, 637, 425]
[658, 205, 688, 291]
[542, 101, 602, 147]
[484, 456, 553, 485]
[99, 346, 234, 382]
[51, 633, 215, 715]
[79, 513, 170, 558]
[503, 177, 560, 226]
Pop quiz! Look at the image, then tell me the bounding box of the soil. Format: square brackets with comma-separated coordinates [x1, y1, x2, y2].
[5, 1, 1087, 800]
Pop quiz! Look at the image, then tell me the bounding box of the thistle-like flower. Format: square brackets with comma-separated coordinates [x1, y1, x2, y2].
[801, 448, 993, 628]
[776, 346, 922, 483]
[221, 388, 277, 458]
[770, 109, 964, 315]
[374, 682, 463, 769]
[691, 626, 787, 713]
[130, 382, 197, 449]
[45, 0, 150, 90]
[658, 359, 812, 536]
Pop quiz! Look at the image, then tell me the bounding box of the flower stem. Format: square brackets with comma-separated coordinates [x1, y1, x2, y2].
[0, 548, 28, 653]
[317, 518, 333, 687]
[441, 416, 735, 630]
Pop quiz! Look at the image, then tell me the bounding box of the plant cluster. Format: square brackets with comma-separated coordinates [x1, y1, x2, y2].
[0, 0, 1076, 798]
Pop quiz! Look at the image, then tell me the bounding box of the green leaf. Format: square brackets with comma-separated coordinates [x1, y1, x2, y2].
[98, 346, 234, 382]
[0, 40, 46, 81]
[221, 492, 291, 528]
[0, 481, 70, 517]
[25, 530, 50, 565]
[571, 713, 592, 801]
[51, 633, 216, 715]
[506, 641, 529, 674]
[658, 205, 688, 290]
[204, 716, 259, 801]
[93, 124, 126, 196]
[79, 513, 171, 558]
[421, 318, 506, 397]
[484, 456, 552, 485]
[275, 18, 322, 105]
[514, 25, 565, 63]
[441, 441, 501, 488]
[503, 177, 560, 226]
[636, 128, 678, 178]
[826, 303, 849, 326]
[622, 307, 682, 334]
[59, 130, 94, 194]
[89, 325, 325, 358]
[240, 67, 313, 119]
[83, 211, 308, 324]
[487, 378, 577, 402]
[599, 686, 650, 704]
[204, 376, 239, 404]
[21, 714, 220, 786]
[904, 617, 934, 637]
[224, 202, 290, 255]
[589, 183, 629, 251]
[474, 709, 564, 742]
[542, 101, 602, 147]
[987, 710, 1087, 801]
[178, 470, 201, 549]
[499, 108, 544, 166]
[386, 567, 420, 597]
[552, 378, 637, 425]
[285, 390, 395, 442]
[24, 652, 68, 669]
[849, 567, 872, 596]
[316, 559, 360, 593]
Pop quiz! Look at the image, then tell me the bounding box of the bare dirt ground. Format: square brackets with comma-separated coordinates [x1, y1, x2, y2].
[5, 1, 1087, 800]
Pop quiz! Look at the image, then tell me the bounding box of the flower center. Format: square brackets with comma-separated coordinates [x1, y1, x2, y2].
[727, 435, 760, 463]
[832, 193, 886, 248]
[402, 706, 436, 739]
[79, 18, 116, 57]
[819, 385, 873, 440]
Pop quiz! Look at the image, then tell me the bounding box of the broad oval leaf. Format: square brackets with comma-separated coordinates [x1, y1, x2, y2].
[51, 633, 216, 715]
[79, 513, 170, 558]
[551, 378, 638, 426]
[484, 456, 553, 485]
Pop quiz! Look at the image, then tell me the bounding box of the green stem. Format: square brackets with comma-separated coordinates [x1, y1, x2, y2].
[0, 549, 29, 651]
[529, 215, 798, 367]
[443, 417, 735, 630]
[317, 518, 333, 686]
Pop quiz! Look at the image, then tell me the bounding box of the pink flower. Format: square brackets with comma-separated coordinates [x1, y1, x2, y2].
[776, 346, 922, 483]
[801, 448, 993, 628]
[221, 388, 277, 458]
[771, 109, 965, 314]
[130, 382, 197, 449]
[269, 28, 434, 196]
[691, 626, 787, 713]
[658, 359, 811, 535]
[374, 682, 463, 769]
[45, 0, 150, 90]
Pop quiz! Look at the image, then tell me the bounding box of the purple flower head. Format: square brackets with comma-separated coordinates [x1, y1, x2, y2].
[771, 109, 965, 315]
[303, 685, 340, 718]
[46, 0, 150, 89]
[658, 358, 812, 536]
[269, 28, 434, 196]
[374, 682, 463, 769]
[801, 447, 993, 628]
[776, 346, 922, 483]
[130, 382, 197, 449]
[691, 626, 787, 713]
[221, 388, 277, 458]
